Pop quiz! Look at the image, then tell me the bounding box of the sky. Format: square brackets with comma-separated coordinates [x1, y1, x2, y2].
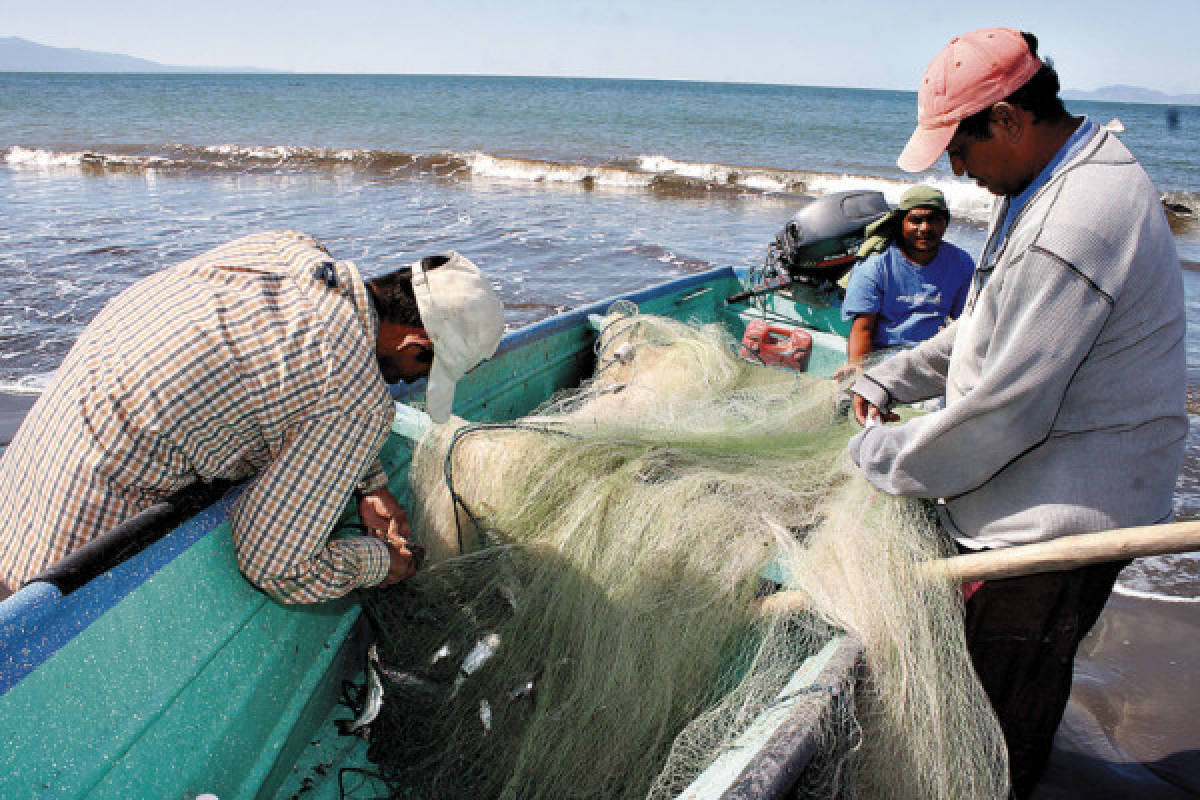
[4, 0, 1199, 94]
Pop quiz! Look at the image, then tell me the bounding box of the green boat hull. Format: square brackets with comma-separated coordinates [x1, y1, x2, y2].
[0, 266, 858, 799]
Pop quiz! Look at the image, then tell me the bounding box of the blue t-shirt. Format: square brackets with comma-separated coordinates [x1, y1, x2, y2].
[841, 241, 975, 348]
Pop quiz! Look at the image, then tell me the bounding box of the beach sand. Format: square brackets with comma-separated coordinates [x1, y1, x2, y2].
[1034, 590, 1200, 798]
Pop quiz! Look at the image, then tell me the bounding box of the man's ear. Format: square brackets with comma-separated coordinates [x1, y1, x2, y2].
[990, 102, 1024, 143]
[391, 330, 433, 355]
[377, 322, 432, 354]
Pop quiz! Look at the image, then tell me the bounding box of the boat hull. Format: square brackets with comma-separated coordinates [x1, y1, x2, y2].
[0, 266, 858, 799]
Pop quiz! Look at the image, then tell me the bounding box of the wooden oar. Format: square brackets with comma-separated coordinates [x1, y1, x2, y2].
[760, 519, 1200, 615]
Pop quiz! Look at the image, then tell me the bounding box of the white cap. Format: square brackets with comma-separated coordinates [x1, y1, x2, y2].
[412, 252, 504, 423]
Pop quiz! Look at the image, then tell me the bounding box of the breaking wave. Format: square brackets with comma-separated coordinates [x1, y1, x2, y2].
[5, 144, 1196, 228]
[1116, 552, 1200, 603]
[0, 372, 54, 395]
[3, 143, 473, 177]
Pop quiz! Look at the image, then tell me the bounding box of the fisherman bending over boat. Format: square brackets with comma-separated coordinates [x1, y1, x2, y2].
[0, 231, 504, 604]
[845, 29, 1186, 797]
[835, 185, 974, 380]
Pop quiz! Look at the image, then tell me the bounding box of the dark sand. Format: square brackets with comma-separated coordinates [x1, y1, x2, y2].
[1, 392, 1197, 796]
[1034, 590, 1200, 798]
[0, 392, 37, 450]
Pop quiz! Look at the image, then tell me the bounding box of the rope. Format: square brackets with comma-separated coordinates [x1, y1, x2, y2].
[443, 422, 577, 554]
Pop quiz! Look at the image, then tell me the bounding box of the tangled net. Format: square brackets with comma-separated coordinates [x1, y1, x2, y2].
[363, 307, 1008, 799]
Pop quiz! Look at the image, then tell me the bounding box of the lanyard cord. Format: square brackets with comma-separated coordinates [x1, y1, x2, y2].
[443, 422, 578, 555]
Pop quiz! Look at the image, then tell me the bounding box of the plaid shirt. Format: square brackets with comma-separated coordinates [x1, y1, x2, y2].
[0, 231, 396, 603]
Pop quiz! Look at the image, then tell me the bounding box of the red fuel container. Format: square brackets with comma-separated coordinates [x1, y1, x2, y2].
[739, 320, 813, 371]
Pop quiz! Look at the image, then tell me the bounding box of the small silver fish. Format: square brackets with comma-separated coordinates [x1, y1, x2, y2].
[461, 633, 501, 674]
[452, 633, 501, 696]
[509, 678, 536, 702]
[377, 666, 439, 697]
[345, 643, 384, 736]
[431, 642, 453, 665]
[508, 662, 546, 703]
[479, 699, 493, 732]
[498, 582, 520, 610]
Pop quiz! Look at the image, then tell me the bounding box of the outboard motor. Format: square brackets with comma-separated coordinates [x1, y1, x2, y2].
[726, 189, 890, 306]
[765, 189, 889, 285]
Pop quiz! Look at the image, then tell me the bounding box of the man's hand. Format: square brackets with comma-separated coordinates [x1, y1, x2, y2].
[851, 392, 900, 427]
[359, 487, 411, 540]
[359, 488, 419, 585]
[379, 518, 419, 585]
[832, 362, 862, 383]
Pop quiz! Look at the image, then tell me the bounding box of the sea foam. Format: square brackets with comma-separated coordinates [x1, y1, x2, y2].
[1115, 552, 1200, 602]
[0, 372, 54, 395]
[3, 143, 1186, 232]
[465, 152, 653, 188]
[4, 146, 85, 168]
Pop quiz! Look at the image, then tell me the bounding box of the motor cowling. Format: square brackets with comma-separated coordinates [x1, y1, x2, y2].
[765, 190, 889, 285]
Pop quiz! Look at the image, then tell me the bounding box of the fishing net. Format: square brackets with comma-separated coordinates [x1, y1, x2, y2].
[362, 306, 1009, 800]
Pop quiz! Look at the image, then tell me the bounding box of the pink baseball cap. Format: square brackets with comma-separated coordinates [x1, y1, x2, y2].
[897, 28, 1043, 172]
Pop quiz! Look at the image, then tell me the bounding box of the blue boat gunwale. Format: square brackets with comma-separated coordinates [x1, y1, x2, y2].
[0, 491, 243, 695]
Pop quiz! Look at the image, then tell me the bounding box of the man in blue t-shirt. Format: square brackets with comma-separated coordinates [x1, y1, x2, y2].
[838, 186, 974, 378]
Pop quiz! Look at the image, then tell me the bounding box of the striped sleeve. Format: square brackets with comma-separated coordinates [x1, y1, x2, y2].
[230, 408, 393, 603]
[357, 458, 390, 494]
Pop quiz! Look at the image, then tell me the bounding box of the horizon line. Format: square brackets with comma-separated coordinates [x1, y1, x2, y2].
[3, 69, 1200, 106]
[4, 34, 1198, 100]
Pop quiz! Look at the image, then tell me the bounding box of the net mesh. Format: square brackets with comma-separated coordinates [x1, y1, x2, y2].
[363, 307, 1008, 799]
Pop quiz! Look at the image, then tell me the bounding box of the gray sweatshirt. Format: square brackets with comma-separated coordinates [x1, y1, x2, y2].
[849, 128, 1187, 549]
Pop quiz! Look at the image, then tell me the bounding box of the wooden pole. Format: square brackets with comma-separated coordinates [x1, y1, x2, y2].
[760, 519, 1200, 615]
[930, 519, 1200, 583]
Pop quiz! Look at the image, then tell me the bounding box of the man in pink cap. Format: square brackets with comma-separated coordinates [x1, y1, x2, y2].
[846, 29, 1185, 796]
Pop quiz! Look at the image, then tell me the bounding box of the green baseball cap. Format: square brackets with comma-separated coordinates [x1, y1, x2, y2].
[897, 185, 950, 216]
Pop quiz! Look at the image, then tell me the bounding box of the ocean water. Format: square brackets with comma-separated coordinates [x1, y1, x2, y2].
[1, 73, 1199, 605]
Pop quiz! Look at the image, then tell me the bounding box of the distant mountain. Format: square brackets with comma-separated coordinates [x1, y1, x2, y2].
[1064, 84, 1200, 106]
[0, 36, 279, 73]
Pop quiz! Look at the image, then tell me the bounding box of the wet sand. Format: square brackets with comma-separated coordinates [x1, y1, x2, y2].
[0, 392, 37, 450]
[1034, 590, 1200, 798]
